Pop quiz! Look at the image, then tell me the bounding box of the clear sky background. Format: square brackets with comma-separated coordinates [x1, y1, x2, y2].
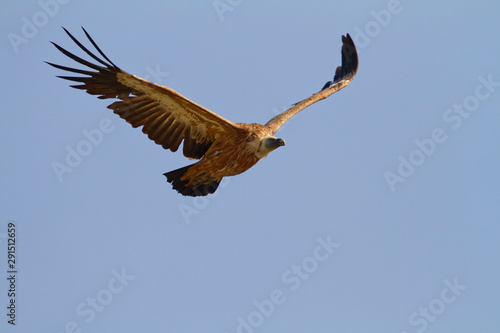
[1, 1, 499, 332]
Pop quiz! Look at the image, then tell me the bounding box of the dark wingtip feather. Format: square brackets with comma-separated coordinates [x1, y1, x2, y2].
[49, 40, 104, 71]
[325, 33, 358, 85]
[61, 27, 115, 69]
[81, 26, 119, 69]
[45, 61, 96, 76]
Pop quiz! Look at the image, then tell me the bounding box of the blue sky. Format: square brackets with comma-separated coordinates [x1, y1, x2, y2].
[1, 1, 499, 332]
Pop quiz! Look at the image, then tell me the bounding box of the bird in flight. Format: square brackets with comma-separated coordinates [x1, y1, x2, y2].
[47, 27, 358, 196]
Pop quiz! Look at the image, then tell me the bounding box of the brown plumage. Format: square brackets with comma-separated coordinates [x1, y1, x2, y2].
[47, 27, 358, 196]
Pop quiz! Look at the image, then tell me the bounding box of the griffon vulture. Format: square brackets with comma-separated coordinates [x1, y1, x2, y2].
[47, 28, 358, 196]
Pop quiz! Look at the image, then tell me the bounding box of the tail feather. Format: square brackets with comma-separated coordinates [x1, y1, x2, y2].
[163, 164, 220, 197]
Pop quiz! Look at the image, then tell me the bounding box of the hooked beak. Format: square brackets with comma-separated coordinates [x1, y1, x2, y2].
[276, 138, 286, 147]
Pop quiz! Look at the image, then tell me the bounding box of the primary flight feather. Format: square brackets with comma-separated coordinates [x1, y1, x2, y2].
[47, 27, 358, 196]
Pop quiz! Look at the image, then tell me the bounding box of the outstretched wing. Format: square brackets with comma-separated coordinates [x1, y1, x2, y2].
[265, 34, 358, 134]
[47, 27, 243, 160]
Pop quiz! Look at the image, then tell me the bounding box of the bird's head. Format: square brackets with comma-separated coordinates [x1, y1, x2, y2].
[256, 136, 285, 158]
